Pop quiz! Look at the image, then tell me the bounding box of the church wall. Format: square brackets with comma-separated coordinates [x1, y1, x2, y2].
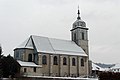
[23, 49, 34, 62]
[38, 53, 50, 76]
[60, 55, 69, 77]
[14, 49, 34, 61]
[77, 29, 88, 40]
[70, 56, 77, 77]
[79, 56, 88, 76]
[20, 67, 42, 76]
[18, 52, 88, 77]
[78, 40, 89, 55]
[50, 55, 60, 76]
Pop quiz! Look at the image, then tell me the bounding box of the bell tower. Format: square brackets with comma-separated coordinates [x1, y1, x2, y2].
[70, 8, 89, 55]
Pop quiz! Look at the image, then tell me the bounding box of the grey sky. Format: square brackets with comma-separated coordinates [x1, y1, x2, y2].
[0, 0, 120, 64]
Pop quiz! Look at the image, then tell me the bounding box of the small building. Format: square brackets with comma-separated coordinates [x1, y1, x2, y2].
[14, 8, 90, 77]
[111, 63, 120, 73]
[92, 62, 105, 77]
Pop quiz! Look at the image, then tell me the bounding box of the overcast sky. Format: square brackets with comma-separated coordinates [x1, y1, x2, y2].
[0, 0, 120, 64]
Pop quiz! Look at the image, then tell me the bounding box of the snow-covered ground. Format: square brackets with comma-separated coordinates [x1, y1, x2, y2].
[26, 76, 98, 80]
[2, 77, 98, 80]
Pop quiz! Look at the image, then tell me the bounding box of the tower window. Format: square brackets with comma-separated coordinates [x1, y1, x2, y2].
[75, 25, 77, 27]
[42, 55, 47, 65]
[82, 32, 84, 40]
[74, 33, 76, 42]
[72, 58, 76, 66]
[28, 54, 32, 62]
[77, 22, 80, 26]
[53, 56, 58, 65]
[81, 58, 84, 67]
[63, 57, 67, 65]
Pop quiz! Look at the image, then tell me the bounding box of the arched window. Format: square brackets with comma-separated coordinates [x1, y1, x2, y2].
[33, 67, 36, 72]
[42, 55, 47, 65]
[77, 22, 80, 26]
[81, 58, 84, 67]
[28, 54, 32, 62]
[24, 68, 27, 72]
[63, 57, 67, 65]
[82, 32, 84, 40]
[74, 33, 76, 41]
[53, 56, 58, 65]
[72, 58, 76, 66]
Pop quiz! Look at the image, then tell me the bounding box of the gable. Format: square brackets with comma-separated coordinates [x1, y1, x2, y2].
[16, 37, 34, 49]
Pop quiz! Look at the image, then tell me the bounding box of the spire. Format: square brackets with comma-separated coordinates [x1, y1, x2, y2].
[77, 6, 81, 20]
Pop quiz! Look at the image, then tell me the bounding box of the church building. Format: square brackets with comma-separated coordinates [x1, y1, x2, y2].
[14, 9, 89, 77]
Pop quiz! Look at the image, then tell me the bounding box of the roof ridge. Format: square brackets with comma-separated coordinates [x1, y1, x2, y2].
[25, 37, 31, 47]
[31, 35, 71, 42]
[55, 49, 83, 53]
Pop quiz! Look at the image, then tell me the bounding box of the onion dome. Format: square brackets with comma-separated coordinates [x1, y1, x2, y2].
[73, 7, 86, 29]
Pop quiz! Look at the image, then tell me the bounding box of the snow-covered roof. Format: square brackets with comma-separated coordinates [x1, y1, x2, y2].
[15, 35, 87, 57]
[17, 60, 42, 67]
[73, 19, 85, 24]
[17, 37, 34, 49]
[111, 63, 120, 69]
[92, 63, 105, 71]
[72, 19, 86, 28]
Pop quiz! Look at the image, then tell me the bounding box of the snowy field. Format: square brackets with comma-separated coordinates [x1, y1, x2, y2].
[26, 76, 99, 80]
[2, 78, 98, 80]
[1, 76, 98, 80]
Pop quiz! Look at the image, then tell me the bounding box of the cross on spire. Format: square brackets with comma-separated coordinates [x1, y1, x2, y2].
[77, 5, 81, 20]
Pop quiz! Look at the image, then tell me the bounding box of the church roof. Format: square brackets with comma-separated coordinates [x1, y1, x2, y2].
[17, 60, 42, 67]
[15, 35, 87, 56]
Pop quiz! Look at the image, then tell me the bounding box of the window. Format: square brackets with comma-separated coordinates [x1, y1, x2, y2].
[72, 58, 76, 66]
[77, 22, 80, 26]
[63, 57, 67, 65]
[33, 67, 36, 72]
[80, 22, 82, 26]
[53, 56, 58, 65]
[82, 32, 84, 40]
[74, 33, 76, 41]
[81, 58, 84, 67]
[42, 55, 47, 65]
[24, 68, 27, 72]
[118, 69, 119, 72]
[75, 25, 77, 27]
[28, 54, 32, 62]
[15, 51, 19, 58]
